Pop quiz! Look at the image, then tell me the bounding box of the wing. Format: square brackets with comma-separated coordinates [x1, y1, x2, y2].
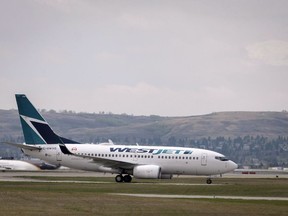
[91, 157, 136, 170]
[59, 144, 136, 170]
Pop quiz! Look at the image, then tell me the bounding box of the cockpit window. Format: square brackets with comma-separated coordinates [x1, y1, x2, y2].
[215, 156, 229, 161]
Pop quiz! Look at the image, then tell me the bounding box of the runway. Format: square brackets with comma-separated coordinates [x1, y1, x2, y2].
[112, 193, 288, 201]
[0, 170, 114, 182]
[1, 169, 287, 182]
[1, 170, 287, 201]
[0, 171, 218, 185]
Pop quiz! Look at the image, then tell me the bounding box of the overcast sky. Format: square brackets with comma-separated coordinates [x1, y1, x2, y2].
[1, 0, 288, 116]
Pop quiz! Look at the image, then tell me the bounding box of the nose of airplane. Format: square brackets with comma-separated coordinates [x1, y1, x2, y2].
[229, 161, 238, 171]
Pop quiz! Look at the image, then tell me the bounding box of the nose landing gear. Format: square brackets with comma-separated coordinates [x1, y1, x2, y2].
[206, 178, 212, 184]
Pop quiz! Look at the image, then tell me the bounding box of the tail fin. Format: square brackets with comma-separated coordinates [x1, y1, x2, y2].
[15, 94, 78, 145]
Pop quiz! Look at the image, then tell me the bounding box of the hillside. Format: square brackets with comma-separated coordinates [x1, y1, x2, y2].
[1, 110, 287, 140]
[0, 109, 288, 167]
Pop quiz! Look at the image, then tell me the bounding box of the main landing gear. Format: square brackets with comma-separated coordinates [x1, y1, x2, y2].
[115, 174, 132, 183]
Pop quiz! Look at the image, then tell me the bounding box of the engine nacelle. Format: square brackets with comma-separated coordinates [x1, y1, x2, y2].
[133, 165, 161, 179]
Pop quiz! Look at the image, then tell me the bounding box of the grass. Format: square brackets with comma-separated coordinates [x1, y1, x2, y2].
[0, 177, 287, 216]
[13, 176, 288, 197]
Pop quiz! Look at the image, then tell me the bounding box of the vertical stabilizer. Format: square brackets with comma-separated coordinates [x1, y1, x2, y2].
[15, 94, 78, 145]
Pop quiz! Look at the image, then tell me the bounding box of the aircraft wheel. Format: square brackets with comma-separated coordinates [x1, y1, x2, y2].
[123, 175, 132, 183]
[115, 175, 123, 183]
[206, 178, 212, 184]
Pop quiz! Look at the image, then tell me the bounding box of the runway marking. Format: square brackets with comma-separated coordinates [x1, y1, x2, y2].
[112, 193, 288, 201]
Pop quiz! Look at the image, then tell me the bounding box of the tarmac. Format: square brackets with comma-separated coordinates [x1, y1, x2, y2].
[112, 193, 288, 201]
[1, 170, 287, 201]
[1, 169, 288, 182]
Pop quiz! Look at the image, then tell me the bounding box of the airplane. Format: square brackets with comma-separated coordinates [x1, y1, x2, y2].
[4, 94, 237, 184]
[0, 159, 40, 171]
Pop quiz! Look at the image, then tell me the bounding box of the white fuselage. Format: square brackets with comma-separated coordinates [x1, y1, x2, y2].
[23, 143, 237, 176]
[0, 160, 40, 171]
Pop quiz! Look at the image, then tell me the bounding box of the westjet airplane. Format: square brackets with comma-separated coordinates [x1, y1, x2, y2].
[5, 94, 237, 183]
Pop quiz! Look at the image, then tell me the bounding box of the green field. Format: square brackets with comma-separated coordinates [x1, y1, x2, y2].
[0, 177, 287, 216]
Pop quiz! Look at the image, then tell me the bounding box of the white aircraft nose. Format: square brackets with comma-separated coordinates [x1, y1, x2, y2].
[229, 161, 238, 171]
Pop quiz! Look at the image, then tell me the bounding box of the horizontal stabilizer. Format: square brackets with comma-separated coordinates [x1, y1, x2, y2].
[2, 142, 42, 150]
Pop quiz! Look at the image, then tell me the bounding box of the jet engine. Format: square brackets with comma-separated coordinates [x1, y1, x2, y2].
[133, 165, 161, 179]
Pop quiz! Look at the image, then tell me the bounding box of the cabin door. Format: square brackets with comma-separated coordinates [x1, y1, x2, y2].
[133, 152, 138, 162]
[201, 153, 207, 166]
[56, 148, 62, 161]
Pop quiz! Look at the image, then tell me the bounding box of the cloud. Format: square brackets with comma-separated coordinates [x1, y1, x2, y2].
[95, 52, 126, 62]
[32, 0, 82, 13]
[0, 43, 15, 59]
[119, 13, 153, 30]
[246, 40, 288, 66]
[1, 1, 288, 116]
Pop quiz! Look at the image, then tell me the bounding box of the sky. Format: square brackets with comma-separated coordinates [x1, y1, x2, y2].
[0, 0, 288, 116]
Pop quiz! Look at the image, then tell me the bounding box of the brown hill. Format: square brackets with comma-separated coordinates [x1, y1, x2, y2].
[1, 110, 287, 143]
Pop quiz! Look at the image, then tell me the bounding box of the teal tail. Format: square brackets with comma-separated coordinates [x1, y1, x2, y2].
[16, 94, 78, 145]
